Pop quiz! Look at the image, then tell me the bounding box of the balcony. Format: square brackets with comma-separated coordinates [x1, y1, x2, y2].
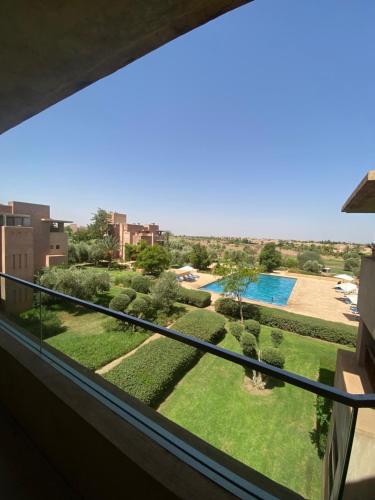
[0, 272, 374, 499]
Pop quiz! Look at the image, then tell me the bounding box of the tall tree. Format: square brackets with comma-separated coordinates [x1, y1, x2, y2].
[101, 235, 120, 268]
[136, 245, 171, 276]
[88, 208, 110, 239]
[259, 243, 282, 272]
[215, 259, 260, 323]
[190, 243, 210, 270]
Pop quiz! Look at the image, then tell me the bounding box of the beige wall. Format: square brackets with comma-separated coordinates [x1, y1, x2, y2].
[358, 257, 375, 341]
[110, 212, 127, 225]
[0, 226, 34, 312]
[0, 204, 12, 214]
[10, 202, 50, 272]
[48, 232, 68, 260]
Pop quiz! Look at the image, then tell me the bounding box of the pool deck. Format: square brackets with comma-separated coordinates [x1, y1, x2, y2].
[179, 270, 359, 326]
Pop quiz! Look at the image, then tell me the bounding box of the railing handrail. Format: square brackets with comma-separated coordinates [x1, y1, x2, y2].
[1, 271, 375, 408]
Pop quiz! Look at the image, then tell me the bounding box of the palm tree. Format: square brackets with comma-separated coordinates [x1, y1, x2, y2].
[101, 235, 119, 269]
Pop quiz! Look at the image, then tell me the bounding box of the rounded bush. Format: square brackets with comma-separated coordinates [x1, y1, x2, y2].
[103, 317, 129, 332]
[244, 319, 261, 341]
[228, 321, 244, 341]
[128, 296, 152, 319]
[303, 260, 322, 273]
[240, 332, 258, 359]
[271, 329, 284, 348]
[109, 294, 131, 312]
[177, 287, 211, 308]
[214, 298, 240, 317]
[261, 347, 285, 369]
[120, 287, 136, 301]
[131, 275, 151, 294]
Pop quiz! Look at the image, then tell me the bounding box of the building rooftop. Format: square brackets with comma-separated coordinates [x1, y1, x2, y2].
[342, 170, 375, 213]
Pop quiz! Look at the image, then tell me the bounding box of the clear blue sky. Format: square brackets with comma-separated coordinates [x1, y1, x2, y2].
[1, 0, 374, 242]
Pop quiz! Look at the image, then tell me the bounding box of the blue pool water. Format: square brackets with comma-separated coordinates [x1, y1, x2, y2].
[200, 274, 297, 306]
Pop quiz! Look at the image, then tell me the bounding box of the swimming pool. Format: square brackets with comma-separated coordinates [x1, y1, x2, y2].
[200, 274, 297, 306]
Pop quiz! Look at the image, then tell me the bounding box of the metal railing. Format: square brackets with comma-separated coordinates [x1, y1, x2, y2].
[0, 272, 374, 499]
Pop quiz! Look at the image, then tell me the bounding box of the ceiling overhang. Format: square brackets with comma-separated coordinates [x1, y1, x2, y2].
[0, 1, 251, 134]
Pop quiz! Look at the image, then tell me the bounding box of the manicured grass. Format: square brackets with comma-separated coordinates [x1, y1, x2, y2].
[322, 256, 347, 275]
[160, 327, 352, 499]
[46, 307, 148, 370]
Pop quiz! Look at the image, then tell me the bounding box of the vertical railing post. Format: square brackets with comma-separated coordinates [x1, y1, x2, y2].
[337, 406, 358, 499]
[39, 290, 43, 353]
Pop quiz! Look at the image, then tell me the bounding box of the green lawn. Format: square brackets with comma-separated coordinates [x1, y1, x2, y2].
[160, 327, 352, 499]
[44, 286, 196, 369]
[46, 306, 149, 370]
[322, 256, 348, 275]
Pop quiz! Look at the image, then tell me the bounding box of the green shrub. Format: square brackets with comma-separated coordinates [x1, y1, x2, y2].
[271, 329, 284, 348]
[244, 319, 261, 341]
[297, 250, 323, 267]
[114, 272, 136, 287]
[109, 294, 131, 312]
[214, 298, 357, 346]
[104, 310, 225, 407]
[38, 267, 110, 301]
[19, 307, 64, 339]
[120, 287, 137, 301]
[303, 260, 322, 273]
[214, 297, 241, 317]
[228, 321, 244, 341]
[177, 287, 211, 308]
[103, 317, 129, 333]
[240, 332, 257, 359]
[261, 347, 285, 369]
[127, 296, 155, 321]
[151, 272, 179, 313]
[131, 275, 151, 294]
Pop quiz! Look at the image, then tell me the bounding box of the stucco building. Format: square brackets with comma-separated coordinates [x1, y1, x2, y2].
[109, 211, 165, 260]
[0, 201, 70, 312]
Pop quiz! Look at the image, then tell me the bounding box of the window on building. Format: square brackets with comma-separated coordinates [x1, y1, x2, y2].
[23, 216, 31, 227]
[14, 217, 23, 226]
[56, 244, 60, 250]
[24, 253, 28, 268]
[12, 254, 16, 269]
[18, 254, 22, 268]
[0, 215, 3, 226]
[7, 216, 15, 226]
[50, 245, 54, 250]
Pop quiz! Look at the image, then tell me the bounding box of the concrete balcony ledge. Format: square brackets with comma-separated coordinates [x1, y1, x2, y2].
[0, 317, 300, 499]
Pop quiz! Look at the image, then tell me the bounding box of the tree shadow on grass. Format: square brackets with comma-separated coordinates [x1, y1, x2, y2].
[264, 376, 285, 389]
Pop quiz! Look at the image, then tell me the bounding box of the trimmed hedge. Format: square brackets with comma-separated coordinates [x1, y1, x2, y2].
[271, 329, 284, 348]
[177, 287, 211, 308]
[240, 332, 257, 359]
[262, 347, 285, 369]
[104, 310, 226, 407]
[228, 321, 244, 341]
[215, 298, 357, 347]
[244, 319, 261, 341]
[109, 294, 131, 312]
[131, 275, 151, 293]
[120, 287, 137, 301]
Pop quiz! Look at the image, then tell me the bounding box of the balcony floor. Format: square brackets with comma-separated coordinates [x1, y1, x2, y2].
[0, 402, 78, 500]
